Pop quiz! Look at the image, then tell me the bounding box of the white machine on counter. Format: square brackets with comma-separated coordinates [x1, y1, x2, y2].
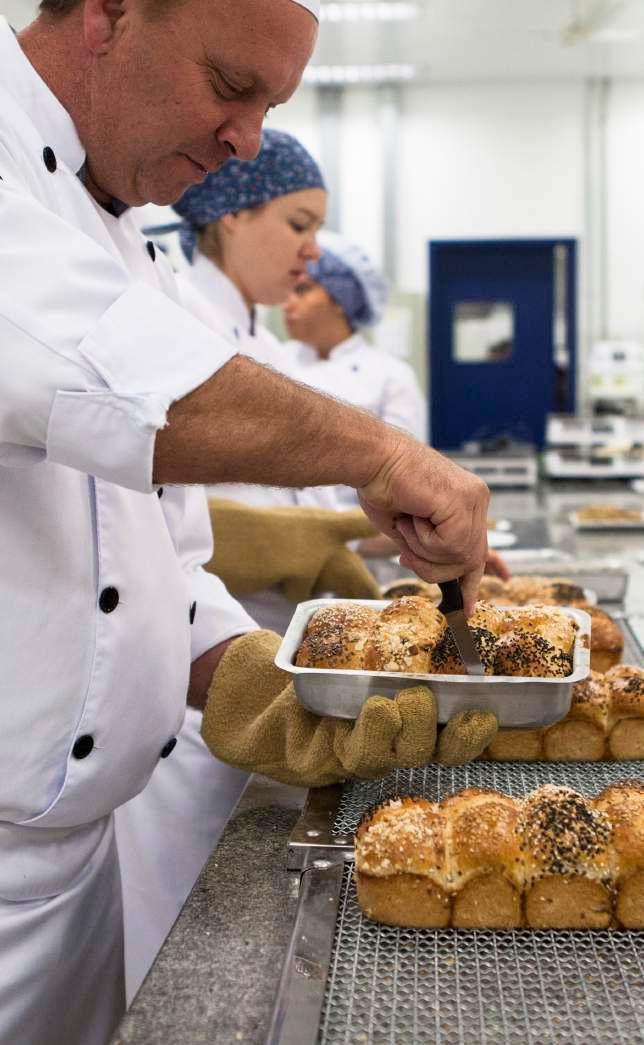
[589, 340, 644, 415]
[543, 414, 644, 479]
[449, 441, 538, 488]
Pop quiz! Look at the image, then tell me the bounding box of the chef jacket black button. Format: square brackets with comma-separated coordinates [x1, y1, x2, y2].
[43, 146, 57, 173]
[99, 586, 120, 613]
[160, 738, 177, 759]
[189, 601, 197, 625]
[146, 240, 156, 262]
[351, 365, 359, 372]
[73, 735, 94, 760]
[157, 486, 164, 499]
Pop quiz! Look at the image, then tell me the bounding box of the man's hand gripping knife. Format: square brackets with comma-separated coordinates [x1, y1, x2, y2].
[201, 631, 498, 788]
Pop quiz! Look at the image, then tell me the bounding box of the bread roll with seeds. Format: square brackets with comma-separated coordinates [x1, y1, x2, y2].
[485, 667, 644, 764]
[365, 597, 446, 673]
[493, 630, 573, 678]
[356, 784, 644, 930]
[519, 786, 613, 929]
[583, 605, 624, 673]
[295, 603, 377, 669]
[484, 728, 544, 763]
[355, 796, 450, 928]
[605, 665, 644, 759]
[594, 781, 644, 928]
[542, 671, 609, 761]
[442, 788, 523, 928]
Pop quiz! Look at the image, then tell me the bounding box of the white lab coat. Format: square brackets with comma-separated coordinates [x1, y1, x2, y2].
[0, 20, 255, 1043]
[179, 255, 344, 633]
[292, 334, 428, 507]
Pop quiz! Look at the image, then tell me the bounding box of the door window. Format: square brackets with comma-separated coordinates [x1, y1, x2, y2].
[453, 301, 514, 363]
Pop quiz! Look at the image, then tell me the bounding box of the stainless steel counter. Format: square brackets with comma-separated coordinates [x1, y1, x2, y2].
[111, 479, 644, 1045]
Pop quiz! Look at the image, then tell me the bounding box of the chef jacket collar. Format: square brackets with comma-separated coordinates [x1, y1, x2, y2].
[1, 20, 130, 216]
[191, 251, 255, 336]
[297, 332, 364, 364]
[0, 18, 86, 177]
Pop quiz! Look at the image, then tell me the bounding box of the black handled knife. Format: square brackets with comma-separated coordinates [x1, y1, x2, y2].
[438, 579, 485, 676]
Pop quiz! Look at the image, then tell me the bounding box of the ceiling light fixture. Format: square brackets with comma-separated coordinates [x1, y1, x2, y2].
[303, 63, 419, 84]
[320, 2, 419, 23]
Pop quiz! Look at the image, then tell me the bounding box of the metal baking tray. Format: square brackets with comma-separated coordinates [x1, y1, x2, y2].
[275, 600, 591, 729]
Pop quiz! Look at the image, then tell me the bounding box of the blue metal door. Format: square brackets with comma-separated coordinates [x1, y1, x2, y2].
[429, 239, 576, 449]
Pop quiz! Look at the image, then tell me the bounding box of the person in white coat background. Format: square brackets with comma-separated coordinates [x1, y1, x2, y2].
[285, 232, 428, 511]
[169, 129, 383, 634]
[0, 0, 498, 1040]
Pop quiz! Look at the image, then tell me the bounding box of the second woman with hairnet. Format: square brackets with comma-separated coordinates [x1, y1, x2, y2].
[285, 232, 427, 509]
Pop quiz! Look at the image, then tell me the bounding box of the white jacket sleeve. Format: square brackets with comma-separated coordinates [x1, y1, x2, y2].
[160, 486, 258, 659]
[381, 361, 428, 444]
[0, 152, 237, 492]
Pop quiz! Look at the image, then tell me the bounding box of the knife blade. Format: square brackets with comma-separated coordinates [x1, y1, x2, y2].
[438, 579, 485, 676]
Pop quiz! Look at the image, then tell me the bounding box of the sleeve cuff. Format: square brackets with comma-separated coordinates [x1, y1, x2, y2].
[46, 282, 238, 491]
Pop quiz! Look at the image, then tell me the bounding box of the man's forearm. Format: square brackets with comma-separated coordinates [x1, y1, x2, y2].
[154, 355, 402, 489]
[187, 638, 236, 711]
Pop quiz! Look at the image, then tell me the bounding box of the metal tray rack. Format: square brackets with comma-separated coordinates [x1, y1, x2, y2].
[268, 614, 644, 1045]
[272, 762, 644, 1045]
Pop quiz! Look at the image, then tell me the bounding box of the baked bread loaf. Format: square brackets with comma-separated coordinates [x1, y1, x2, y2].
[355, 784, 644, 929]
[485, 665, 644, 762]
[295, 598, 578, 679]
[483, 575, 587, 607]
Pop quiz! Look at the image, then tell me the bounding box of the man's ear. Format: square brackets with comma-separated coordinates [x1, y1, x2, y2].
[83, 0, 125, 55]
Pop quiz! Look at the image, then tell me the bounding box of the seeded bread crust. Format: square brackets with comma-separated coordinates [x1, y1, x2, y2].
[486, 665, 644, 763]
[355, 783, 644, 930]
[295, 598, 578, 679]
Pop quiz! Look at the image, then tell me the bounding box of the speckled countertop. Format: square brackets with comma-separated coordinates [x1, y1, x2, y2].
[112, 481, 644, 1045]
[111, 776, 306, 1045]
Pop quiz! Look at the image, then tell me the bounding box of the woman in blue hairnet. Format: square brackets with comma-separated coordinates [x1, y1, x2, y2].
[169, 129, 383, 632]
[174, 128, 325, 372]
[284, 232, 427, 512]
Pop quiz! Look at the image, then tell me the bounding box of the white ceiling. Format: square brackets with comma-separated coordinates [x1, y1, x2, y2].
[5, 0, 644, 80]
[311, 0, 644, 80]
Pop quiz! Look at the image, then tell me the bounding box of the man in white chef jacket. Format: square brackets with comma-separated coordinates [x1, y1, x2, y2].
[0, 1, 496, 1043]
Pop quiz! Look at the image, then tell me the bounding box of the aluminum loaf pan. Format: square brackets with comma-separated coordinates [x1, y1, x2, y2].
[275, 599, 591, 728]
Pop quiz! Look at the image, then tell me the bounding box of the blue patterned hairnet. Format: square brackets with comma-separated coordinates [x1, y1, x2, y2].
[172, 129, 325, 262]
[307, 231, 389, 329]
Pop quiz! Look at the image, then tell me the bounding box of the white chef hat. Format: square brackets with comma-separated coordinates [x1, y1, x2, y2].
[291, 0, 320, 18]
[307, 230, 389, 329]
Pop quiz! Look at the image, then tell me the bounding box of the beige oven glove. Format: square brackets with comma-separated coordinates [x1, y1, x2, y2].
[201, 631, 498, 788]
[206, 499, 381, 601]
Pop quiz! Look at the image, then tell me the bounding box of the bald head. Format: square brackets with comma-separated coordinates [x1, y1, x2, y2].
[21, 0, 317, 205]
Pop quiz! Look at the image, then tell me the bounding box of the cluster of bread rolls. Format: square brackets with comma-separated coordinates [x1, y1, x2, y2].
[478, 574, 588, 606]
[295, 598, 579, 679]
[381, 577, 623, 673]
[355, 783, 644, 930]
[485, 665, 644, 763]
